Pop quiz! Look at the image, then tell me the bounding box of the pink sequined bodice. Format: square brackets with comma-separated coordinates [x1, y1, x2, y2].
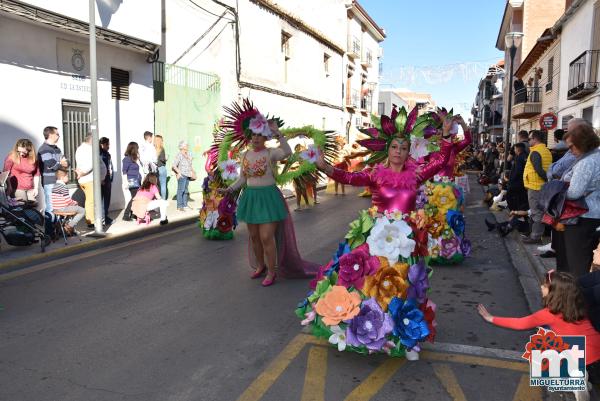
[331, 139, 452, 214]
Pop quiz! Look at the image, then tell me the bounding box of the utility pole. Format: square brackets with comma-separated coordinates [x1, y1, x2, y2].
[89, 0, 105, 236]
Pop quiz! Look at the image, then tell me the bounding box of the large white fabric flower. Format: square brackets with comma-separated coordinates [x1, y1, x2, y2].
[366, 216, 416, 264]
[300, 145, 319, 164]
[328, 325, 347, 352]
[248, 113, 272, 137]
[219, 159, 240, 180]
[410, 137, 430, 160]
[204, 211, 219, 230]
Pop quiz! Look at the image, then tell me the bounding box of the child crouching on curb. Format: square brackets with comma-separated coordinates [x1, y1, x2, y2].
[51, 169, 85, 235]
[478, 271, 600, 401]
[131, 173, 168, 225]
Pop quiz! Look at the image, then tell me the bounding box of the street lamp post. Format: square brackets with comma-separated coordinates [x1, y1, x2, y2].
[502, 31, 524, 173]
[89, 0, 105, 236]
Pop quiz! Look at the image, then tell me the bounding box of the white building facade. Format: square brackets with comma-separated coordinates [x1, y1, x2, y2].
[554, 0, 600, 128]
[378, 90, 408, 117]
[163, 0, 384, 141]
[0, 0, 160, 209]
[344, 0, 385, 143]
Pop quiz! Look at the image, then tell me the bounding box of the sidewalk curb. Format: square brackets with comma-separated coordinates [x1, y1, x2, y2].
[489, 209, 548, 313]
[0, 188, 323, 274]
[0, 216, 199, 274]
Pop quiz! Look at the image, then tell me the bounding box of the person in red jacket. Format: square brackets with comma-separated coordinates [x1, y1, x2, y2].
[478, 271, 599, 399]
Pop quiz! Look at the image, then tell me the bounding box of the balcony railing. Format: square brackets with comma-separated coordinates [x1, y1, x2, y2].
[348, 36, 361, 58]
[361, 51, 373, 68]
[346, 89, 360, 109]
[512, 86, 542, 119]
[567, 50, 600, 100]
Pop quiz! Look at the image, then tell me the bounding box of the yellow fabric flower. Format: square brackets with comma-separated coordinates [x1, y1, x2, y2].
[430, 184, 457, 216]
[363, 257, 409, 311]
[368, 206, 379, 218]
[314, 285, 362, 326]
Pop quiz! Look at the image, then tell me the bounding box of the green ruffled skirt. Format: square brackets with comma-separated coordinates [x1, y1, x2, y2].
[237, 185, 288, 224]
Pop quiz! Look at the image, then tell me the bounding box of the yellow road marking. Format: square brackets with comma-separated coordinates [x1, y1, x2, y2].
[433, 364, 467, 401]
[343, 358, 405, 401]
[512, 374, 542, 401]
[301, 346, 328, 401]
[236, 334, 311, 401]
[421, 350, 529, 372]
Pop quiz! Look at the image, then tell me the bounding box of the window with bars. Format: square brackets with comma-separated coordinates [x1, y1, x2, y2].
[546, 57, 554, 91]
[111, 68, 130, 100]
[281, 32, 291, 83]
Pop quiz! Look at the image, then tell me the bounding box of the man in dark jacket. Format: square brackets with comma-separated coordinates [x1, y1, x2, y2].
[506, 143, 529, 211]
[38, 126, 69, 213]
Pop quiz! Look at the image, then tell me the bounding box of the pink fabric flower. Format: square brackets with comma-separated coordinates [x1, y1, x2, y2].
[337, 244, 380, 290]
[249, 113, 268, 135]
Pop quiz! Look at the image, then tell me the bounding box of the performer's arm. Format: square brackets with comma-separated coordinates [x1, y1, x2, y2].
[455, 129, 472, 153]
[417, 138, 452, 182]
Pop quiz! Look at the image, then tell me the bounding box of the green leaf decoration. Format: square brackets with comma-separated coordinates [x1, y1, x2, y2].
[307, 278, 332, 303]
[395, 107, 408, 133]
[370, 113, 382, 130]
[312, 315, 334, 338]
[345, 210, 374, 249]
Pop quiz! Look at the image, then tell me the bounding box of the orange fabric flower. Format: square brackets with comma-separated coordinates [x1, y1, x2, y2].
[427, 213, 445, 238]
[363, 257, 409, 311]
[314, 286, 362, 326]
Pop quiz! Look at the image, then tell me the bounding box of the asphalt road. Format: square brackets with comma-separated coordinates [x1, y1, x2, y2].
[0, 177, 539, 401]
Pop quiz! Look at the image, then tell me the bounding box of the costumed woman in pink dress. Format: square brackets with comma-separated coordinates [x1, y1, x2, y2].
[295, 107, 457, 360]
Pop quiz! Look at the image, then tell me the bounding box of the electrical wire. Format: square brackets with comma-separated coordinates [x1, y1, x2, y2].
[188, 0, 235, 22]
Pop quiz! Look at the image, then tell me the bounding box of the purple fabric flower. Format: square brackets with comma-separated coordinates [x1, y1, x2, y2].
[338, 244, 380, 290]
[423, 125, 438, 139]
[346, 298, 393, 351]
[407, 260, 429, 303]
[440, 237, 460, 259]
[415, 190, 428, 210]
[460, 238, 472, 257]
[218, 195, 237, 216]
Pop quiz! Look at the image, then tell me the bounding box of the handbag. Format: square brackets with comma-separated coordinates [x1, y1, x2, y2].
[127, 178, 140, 189]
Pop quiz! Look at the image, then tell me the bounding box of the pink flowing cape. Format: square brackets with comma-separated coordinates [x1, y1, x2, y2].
[248, 189, 320, 278]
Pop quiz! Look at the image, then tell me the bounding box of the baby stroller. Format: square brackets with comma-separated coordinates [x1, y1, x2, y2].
[0, 171, 50, 252]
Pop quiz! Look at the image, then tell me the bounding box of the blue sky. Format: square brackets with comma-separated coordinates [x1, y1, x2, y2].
[360, 0, 506, 118]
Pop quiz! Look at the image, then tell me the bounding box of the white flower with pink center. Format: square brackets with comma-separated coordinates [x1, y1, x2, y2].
[219, 159, 240, 180]
[300, 145, 320, 164]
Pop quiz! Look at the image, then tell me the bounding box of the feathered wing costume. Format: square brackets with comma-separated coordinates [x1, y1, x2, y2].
[206, 99, 333, 277]
[296, 106, 454, 358]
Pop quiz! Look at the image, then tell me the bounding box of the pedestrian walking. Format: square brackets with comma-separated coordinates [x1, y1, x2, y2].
[131, 172, 168, 226]
[38, 126, 69, 212]
[171, 141, 194, 211]
[478, 271, 600, 400]
[3, 139, 40, 202]
[99, 137, 114, 224]
[75, 133, 107, 228]
[122, 142, 142, 221]
[154, 134, 168, 199]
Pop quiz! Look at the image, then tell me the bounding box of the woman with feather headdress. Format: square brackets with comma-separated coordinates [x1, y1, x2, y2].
[295, 106, 463, 360]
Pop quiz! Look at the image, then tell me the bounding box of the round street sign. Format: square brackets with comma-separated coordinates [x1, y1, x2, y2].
[539, 113, 558, 130]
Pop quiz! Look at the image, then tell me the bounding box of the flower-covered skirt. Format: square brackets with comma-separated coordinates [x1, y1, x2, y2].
[295, 209, 437, 358]
[416, 180, 471, 265]
[237, 185, 288, 224]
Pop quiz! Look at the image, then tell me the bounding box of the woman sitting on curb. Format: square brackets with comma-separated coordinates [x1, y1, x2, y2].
[131, 173, 168, 226]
